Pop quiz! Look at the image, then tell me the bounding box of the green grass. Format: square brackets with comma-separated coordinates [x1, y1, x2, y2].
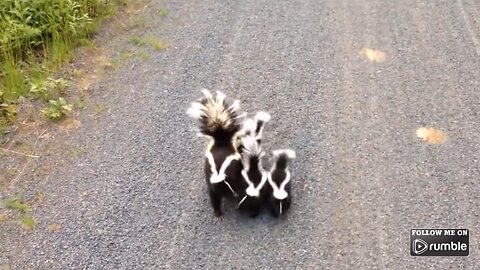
[4, 196, 36, 230]
[73, 98, 86, 109]
[148, 36, 168, 51]
[4, 197, 30, 214]
[128, 35, 147, 46]
[129, 35, 168, 51]
[132, 16, 148, 28]
[0, 117, 6, 134]
[139, 50, 149, 61]
[21, 215, 37, 229]
[0, 0, 127, 127]
[93, 103, 109, 118]
[158, 7, 168, 18]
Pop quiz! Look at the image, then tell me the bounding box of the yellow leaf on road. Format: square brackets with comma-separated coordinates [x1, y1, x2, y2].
[416, 127, 447, 144]
[359, 47, 386, 63]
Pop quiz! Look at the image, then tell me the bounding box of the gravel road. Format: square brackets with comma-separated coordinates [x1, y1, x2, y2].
[1, 0, 480, 269]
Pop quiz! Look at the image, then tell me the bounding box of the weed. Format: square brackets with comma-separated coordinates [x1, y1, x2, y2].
[133, 16, 148, 28]
[158, 7, 168, 18]
[120, 50, 134, 61]
[130, 36, 168, 51]
[93, 103, 109, 118]
[42, 97, 73, 120]
[28, 79, 50, 101]
[69, 146, 85, 157]
[0, 103, 18, 122]
[111, 49, 133, 70]
[50, 78, 69, 94]
[28, 76, 68, 102]
[21, 216, 37, 230]
[148, 37, 168, 51]
[0, 118, 6, 135]
[128, 36, 147, 46]
[72, 69, 85, 78]
[74, 98, 86, 110]
[0, 0, 126, 127]
[4, 197, 30, 214]
[139, 51, 149, 61]
[4, 196, 38, 230]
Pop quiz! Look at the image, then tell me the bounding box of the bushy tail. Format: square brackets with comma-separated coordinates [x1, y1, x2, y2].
[242, 111, 271, 139]
[272, 149, 296, 170]
[187, 89, 244, 140]
[241, 136, 264, 170]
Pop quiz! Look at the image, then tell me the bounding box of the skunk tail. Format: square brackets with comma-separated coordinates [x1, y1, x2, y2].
[272, 149, 296, 171]
[187, 89, 244, 141]
[242, 111, 271, 139]
[241, 136, 264, 170]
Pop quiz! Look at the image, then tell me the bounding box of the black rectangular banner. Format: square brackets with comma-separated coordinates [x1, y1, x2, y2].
[410, 229, 469, 256]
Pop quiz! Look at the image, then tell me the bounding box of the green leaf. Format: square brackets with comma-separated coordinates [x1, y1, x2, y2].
[21, 216, 36, 230]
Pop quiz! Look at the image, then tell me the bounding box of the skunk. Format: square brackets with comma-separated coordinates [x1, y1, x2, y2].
[236, 136, 269, 218]
[266, 149, 296, 217]
[187, 89, 245, 220]
[246, 111, 271, 144]
[236, 111, 271, 153]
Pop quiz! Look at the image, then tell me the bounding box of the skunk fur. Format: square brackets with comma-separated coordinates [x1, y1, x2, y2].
[236, 136, 268, 217]
[236, 111, 271, 152]
[187, 89, 245, 220]
[266, 149, 296, 217]
[236, 111, 271, 217]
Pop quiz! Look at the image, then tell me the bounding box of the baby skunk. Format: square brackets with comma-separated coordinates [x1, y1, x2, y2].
[266, 149, 296, 217]
[236, 111, 271, 152]
[236, 111, 271, 217]
[237, 136, 268, 218]
[187, 89, 245, 221]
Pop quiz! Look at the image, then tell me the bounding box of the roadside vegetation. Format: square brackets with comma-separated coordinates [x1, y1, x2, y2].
[0, 0, 128, 132]
[4, 195, 36, 229]
[1, 0, 169, 233]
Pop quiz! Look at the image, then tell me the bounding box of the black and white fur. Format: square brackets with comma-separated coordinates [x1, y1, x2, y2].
[236, 136, 268, 218]
[266, 149, 296, 217]
[236, 111, 271, 217]
[187, 89, 245, 220]
[236, 111, 271, 153]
